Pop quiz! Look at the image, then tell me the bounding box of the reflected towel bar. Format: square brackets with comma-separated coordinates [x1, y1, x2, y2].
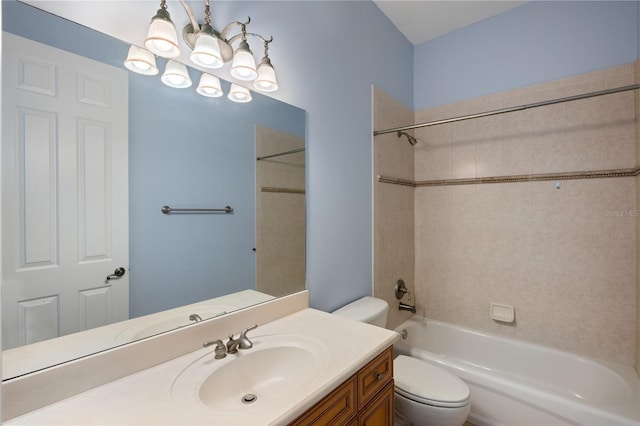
[161, 205, 234, 214]
[257, 147, 305, 161]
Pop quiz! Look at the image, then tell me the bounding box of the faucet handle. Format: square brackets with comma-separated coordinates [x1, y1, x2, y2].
[203, 339, 227, 359]
[240, 324, 258, 338]
[238, 324, 258, 350]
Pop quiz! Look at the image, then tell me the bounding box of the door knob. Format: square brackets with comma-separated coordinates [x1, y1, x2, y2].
[106, 267, 126, 281]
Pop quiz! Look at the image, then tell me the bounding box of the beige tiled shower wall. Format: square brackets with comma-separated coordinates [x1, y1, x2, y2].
[413, 63, 637, 366]
[636, 59, 640, 373]
[255, 126, 306, 297]
[372, 86, 415, 330]
[636, 172, 639, 373]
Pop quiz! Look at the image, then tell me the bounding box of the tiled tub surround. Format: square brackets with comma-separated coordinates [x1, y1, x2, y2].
[414, 178, 636, 366]
[635, 58, 640, 374]
[374, 63, 638, 367]
[413, 63, 637, 181]
[3, 292, 399, 424]
[255, 126, 306, 298]
[373, 86, 416, 331]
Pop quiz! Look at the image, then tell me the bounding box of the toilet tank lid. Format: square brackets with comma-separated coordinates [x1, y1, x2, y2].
[332, 296, 389, 322]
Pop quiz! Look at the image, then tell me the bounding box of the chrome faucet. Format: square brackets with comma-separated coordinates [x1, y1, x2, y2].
[189, 314, 203, 322]
[226, 324, 258, 354]
[399, 302, 416, 313]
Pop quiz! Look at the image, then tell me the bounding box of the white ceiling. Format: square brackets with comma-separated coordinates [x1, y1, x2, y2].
[24, 1, 529, 49]
[373, 1, 529, 45]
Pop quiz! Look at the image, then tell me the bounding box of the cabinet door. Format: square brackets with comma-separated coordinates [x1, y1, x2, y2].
[357, 347, 393, 409]
[358, 381, 394, 426]
[288, 375, 357, 426]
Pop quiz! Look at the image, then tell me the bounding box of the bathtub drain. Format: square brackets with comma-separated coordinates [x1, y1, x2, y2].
[401, 329, 408, 340]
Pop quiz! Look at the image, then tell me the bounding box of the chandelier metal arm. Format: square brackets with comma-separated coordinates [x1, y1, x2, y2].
[179, 0, 201, 34]
[135, 1, 279, 97]
[226, 32, 272, 47]
[251, 34, 273, 44]
[219, 17, 251, 41]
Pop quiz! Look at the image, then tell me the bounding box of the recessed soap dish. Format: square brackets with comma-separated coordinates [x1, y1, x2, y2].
[490, 303, 515, 323]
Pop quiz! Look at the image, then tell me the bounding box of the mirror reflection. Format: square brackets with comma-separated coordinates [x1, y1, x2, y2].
[1, 1, 306, 380]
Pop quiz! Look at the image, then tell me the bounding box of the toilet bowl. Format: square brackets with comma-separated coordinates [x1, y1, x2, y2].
[332, 296, 470, 426]
[394, 355, 470, 426]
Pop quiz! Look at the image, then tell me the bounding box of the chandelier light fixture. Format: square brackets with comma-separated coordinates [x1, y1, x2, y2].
[161, 60, 192, 88]
[124, 0, 279, 103]
[253, 39, 279, 92]
[228, 83, 252, 103]
[124, 45, 159, 76]
[144, 1, 180, 58]
[196, 73, 223, 97]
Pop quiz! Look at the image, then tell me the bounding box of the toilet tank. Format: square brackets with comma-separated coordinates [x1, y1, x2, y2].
[332, 296, 389, 327]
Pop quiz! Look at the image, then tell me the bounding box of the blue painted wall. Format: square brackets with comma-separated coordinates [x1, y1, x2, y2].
[413, 1, 639, 110]
[3, 1, 305, 317]
[127, 70, 304, 317]
[214, 1, 414, 311]
[2, 0, 414, 317]
[6, 0, 640, 318]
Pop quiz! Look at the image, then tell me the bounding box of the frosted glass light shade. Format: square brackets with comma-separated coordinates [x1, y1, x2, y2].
[253, 59, 278, 92]
[161, 60, 192, 88]
[144, 12, 180, 58]
[190, 30, 223, 69]
[230, 42, 258, 81]
[196, 73, 223, 97]
[124, 45, 159, 76]
[228, 84, 252, 103]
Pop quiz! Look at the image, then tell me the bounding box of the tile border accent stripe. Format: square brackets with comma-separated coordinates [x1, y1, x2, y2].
[378, 167, 640, 187]
[261, 187, 306, 194]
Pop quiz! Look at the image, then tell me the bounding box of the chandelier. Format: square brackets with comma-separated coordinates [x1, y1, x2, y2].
[124, 0, 278, 103]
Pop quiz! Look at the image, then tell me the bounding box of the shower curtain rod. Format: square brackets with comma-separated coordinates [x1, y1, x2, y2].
[256, 147, 305, 161]
[373, 84, 640, 136]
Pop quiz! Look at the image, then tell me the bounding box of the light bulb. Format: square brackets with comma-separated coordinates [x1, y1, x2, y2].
[124, 45, 159, 76]
[190, 26, 223, 69]
[161, 60, 192, 88]
[144, 6, 180, 58]
[230, 41, 257, 81]
[197, 73, 223, 97]
[253, 57, 278, 92]
[228, 83, 252, 103]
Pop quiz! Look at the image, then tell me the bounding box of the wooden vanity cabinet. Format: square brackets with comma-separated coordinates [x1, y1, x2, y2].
[289, 346, 394, 426]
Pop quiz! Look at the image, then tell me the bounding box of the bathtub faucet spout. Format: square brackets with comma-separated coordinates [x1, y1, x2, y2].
[399, 302, 416, 313]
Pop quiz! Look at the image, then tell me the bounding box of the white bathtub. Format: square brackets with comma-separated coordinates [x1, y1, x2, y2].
[393, 317, 639, 426]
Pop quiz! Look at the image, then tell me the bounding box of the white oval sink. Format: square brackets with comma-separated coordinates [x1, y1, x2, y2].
[170, 334, 330, 411]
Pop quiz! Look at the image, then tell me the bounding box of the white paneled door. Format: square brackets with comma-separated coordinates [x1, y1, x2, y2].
[2, 33, 129, 349]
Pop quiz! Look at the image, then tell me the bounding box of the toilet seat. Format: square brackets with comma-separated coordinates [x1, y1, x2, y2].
[394, 355, 470, 409]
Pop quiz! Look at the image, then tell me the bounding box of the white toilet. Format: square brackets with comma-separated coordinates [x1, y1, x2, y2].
[333, 296, 471, 426]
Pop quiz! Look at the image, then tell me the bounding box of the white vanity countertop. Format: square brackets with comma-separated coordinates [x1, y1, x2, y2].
[3, 289, 276, 380]
[6, 308, 399, 425]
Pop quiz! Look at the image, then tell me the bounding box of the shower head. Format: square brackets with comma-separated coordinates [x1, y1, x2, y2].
[397, 131, 418, 146]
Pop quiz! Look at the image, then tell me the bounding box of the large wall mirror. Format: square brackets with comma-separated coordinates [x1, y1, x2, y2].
[1, 1, 306, 379]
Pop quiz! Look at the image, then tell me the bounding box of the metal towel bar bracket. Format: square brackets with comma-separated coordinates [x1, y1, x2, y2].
[161, 205, 234, 214]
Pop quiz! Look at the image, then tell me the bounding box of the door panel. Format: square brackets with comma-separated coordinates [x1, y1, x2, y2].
[2, 32, 129, 349]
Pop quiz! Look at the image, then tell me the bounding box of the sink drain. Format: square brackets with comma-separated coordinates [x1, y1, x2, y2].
[242, 394, 258, 404]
